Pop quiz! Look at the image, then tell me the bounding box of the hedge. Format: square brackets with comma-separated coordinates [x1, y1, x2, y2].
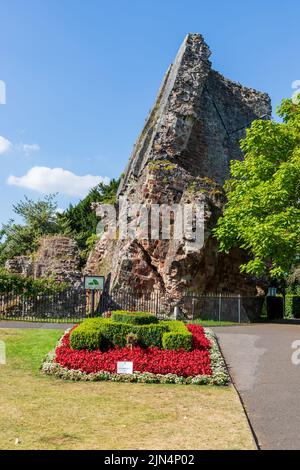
[0, 271, 67, 296]
[99, 321, 168, 349]
[285, 295, 300, 319]
[161, 320, 189, 332]
[160, 320, 193, 351]
[139, 324, 169, 348]
[70, 318, 169, 350]
[70, 314, 194, 352]
[111, 310, 158, 325]
[162, 331, 192, 351]
[70, 328, 103, 351]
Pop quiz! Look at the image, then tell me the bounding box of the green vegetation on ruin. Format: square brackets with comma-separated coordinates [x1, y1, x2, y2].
[148, 159, 177, 172]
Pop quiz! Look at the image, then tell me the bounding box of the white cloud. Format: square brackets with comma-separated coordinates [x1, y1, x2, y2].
[0, 138, 40, 156]
[55, 207, 65, 214]
[0, 136, 12, 154]
[7, 166, 110, 197]
[21, 143, 40, 156]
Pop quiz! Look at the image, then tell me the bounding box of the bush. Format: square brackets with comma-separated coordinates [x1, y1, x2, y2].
[113, 334, 126, 348]
[0, 271, 67, 296]
[126, 333, 139, 348]
[162, 331, 192, 352]
[70, 318, 111, 350]
[70, 328, 103, 351]
[70, 317, 169, 350]
[111, 310, 158, 325]
[161, 320, 193, 351]
[70, 317, 194, 352]
[285, 295, 300, 319]
[161, 320, 188, 332]
[95, 320, 131, 347]
[136, 324, 168, 348]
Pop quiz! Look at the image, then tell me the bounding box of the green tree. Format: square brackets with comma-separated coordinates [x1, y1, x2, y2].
[58, 178, 119, 261]
[0, 194, 61, 265]
[0, 179, 120, 267]
[214, 97, 300, 280]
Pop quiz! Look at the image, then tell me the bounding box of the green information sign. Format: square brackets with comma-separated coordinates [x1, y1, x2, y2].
[84, 275, 105, 290]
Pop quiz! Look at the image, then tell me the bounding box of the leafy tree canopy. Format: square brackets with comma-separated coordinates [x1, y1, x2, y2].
[214, 98, 300, 280]
[58, 178, 119, 261]
[0, 194, 61, 265]
[0, 179, 120, 267]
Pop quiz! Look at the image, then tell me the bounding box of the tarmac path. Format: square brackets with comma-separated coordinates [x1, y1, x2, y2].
[214, 324, 300, 449]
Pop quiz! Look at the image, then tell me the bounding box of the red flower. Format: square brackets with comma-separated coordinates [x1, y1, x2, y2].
[186, 324, 211, 350]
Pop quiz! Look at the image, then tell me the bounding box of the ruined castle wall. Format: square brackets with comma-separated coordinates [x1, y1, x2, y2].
[118, 34, 212, 195]
[86, 33, 272, 318]
[179, 70, 271, 182]
[5, 235, 82, 287]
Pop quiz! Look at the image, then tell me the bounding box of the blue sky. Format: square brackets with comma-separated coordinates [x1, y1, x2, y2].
[0, 0, 299, 225]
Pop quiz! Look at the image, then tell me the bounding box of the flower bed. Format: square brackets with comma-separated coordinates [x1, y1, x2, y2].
[42, 324, 229, 385]
[186, 324, 211, 350]
[55, 330, 211, 376]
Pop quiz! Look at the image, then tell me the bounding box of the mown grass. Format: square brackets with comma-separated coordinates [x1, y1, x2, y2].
[0, 327, 256, 450]
[189, 319, 239, 327]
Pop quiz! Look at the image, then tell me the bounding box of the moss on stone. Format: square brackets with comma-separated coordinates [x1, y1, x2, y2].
[148, 159, 177, 172]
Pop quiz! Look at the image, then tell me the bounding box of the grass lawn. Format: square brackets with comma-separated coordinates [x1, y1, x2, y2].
[0, 327, 256, 450]
[189, 319, 240, 327]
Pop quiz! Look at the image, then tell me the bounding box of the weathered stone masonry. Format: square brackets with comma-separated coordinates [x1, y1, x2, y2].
[6, 236, 82, 287]
[86, 33, 271, 319]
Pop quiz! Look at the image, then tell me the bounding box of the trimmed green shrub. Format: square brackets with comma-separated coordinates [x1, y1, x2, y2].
[76, 318, 110, 330]
[161, 320, 192, 350]
[162, 331, 193, 351]
[161, 320, 188, 332]
[70, 317, 192, 351]
[285, 295, 300, 319]
[96, 320, 131, 346]
[70, 318, 112, 350]
[70, 328, 103, 351]
[135, 324, 168, 348]
[113, 334, 127, 348]
[111, 310, 158, 325]
[70, 317, 169, 350]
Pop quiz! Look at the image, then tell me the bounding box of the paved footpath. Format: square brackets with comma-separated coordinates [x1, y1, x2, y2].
[0, 320, 71, 329]
[214, 324, 300, 450]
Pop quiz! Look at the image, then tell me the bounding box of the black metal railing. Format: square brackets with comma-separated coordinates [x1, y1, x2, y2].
[180, 293, 260, 322]
[0, 289, 87, 322]
[99, 289, 167, 318]
[0, 288, 263, 323]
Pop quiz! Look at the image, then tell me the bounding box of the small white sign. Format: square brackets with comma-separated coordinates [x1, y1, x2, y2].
[117, 361, 133, 374]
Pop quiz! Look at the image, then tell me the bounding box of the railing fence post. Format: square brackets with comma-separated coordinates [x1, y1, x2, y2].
[218, 293, 222, 322]
[192, 295, 195, 320]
